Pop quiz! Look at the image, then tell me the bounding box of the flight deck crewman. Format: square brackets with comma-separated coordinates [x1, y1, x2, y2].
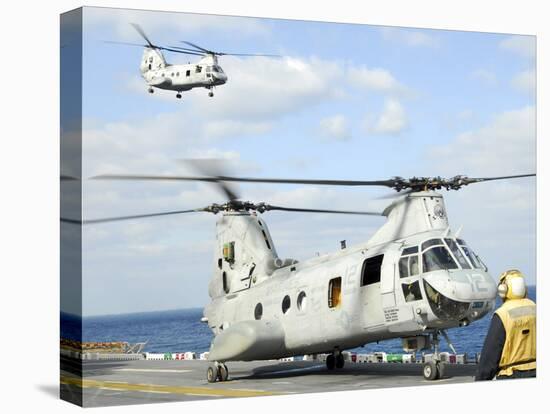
[475, 270, 536, 381]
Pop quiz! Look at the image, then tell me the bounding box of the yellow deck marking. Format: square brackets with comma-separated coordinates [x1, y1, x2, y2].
[60, 376, 281, 398]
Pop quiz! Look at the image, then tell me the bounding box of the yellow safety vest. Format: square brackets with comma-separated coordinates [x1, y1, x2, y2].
[495, 298, 536, 377]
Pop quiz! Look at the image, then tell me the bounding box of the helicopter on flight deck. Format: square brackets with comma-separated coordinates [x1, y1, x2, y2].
[69, 170, 535, 383]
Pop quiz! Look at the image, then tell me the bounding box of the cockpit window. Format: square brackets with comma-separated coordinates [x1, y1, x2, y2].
[444, 238, 472, 269]
[399, 251, 419, 278]
[422, 246, 458, 273]
[212, 65, 223, 73]
[402, 246, 418, 255]
[409, 238, 485, 273]
[422, 238, 443, 250]
[457, 240, 485, 270]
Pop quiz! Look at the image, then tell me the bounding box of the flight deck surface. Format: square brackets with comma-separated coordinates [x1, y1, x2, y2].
[60, 356, 478, 407]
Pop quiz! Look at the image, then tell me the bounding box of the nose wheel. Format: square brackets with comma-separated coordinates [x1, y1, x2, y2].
[176, 93, 182, 99]
[148, 87, 154, 94]
[422, 329, 452, 380]
[206, 362, 229, 383]
[423, 361, 442, 380]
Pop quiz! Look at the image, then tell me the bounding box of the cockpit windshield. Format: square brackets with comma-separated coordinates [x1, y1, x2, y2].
[212, 65, 224, 73]
[457, 239, 486, 270]
[444, 238, 471, 269]
[422, 244, 458, 272]
[401, 237, 487, 274]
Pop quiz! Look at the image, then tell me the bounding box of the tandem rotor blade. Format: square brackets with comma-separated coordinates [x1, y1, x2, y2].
[457, 173, 536, 185]
[216, 52, 282, 57]
[104, 40, 206, 56]
[103, 40, 149, 48]
[263, 205, 383, 216]
[62, 208, 208, 225]
[91, 172, 536, 193]
[60, 174, 79, 181]
[181, 159, 241, 202]
[92, 174, 399, 188]
[179, 41, 281, 57]
[131, 23, 155, 48]
[180, 40, 211, 54]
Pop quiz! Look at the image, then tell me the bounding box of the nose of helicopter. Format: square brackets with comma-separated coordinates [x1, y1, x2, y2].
[423, 269, 497, 301]
[422, 269, 497, 323]
[213, 72, 227, 83]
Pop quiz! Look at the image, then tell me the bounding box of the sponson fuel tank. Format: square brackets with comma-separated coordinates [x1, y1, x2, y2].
[208, 320, 286, 362]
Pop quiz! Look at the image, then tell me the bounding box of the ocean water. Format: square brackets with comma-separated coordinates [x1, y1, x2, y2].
[62, 287, 536, 356]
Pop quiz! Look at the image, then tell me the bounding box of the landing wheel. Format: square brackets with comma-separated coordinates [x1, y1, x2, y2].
[148, 88, 154, 94]
[207, 364, 218, 383]
[218, 363, 229, 382]
[437, 362, 446, 379]
[423, 361, 440, 381]
[176, 93, 182, 99]
[336, 354, 345, 369]
[326, 354, 336, 370]
[208, 91, 214, 97]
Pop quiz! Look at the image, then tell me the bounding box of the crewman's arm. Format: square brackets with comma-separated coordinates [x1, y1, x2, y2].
[475, 314, 506, 381]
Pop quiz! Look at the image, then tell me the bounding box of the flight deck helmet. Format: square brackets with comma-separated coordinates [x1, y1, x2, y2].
[497, 269, 527, 300]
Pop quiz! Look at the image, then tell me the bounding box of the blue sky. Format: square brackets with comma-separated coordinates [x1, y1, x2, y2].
[76, 7, 535, 316]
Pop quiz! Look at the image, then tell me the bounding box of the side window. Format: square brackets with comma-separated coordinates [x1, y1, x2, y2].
[328, 277, 342, 308]
[195, 65, 202, 73]
[222, 271, 229, 294]
[222, 242, 235, 264]
[402, 281, 422, 302]
[399, 257, 409, 278]
[254, 303, 263, 320]
[361, 254, 384, 286]
[400, 253, 419, 278]
[410, 255, 419, 276]
[282, 295, 291, 314]
[186, 70, 191, 77]
[297, 291, 307, 311]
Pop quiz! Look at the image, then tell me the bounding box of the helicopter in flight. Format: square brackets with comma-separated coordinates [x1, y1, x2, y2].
[107, 24, 279, 99]
[77, 170, 535, 383]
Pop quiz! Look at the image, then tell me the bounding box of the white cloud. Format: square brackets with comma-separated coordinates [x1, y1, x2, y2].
[499, 35, 536, 60]
[380, 27, 440, 48]
[429, 106, 535, 176]
[348, 66, 405, 94]
[196, 56, 343, 120]
[471, 69, 497, 86]
[364, 98, 408, 135]
[512, 69, 536, 96]
[319, 115, 350, 141]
